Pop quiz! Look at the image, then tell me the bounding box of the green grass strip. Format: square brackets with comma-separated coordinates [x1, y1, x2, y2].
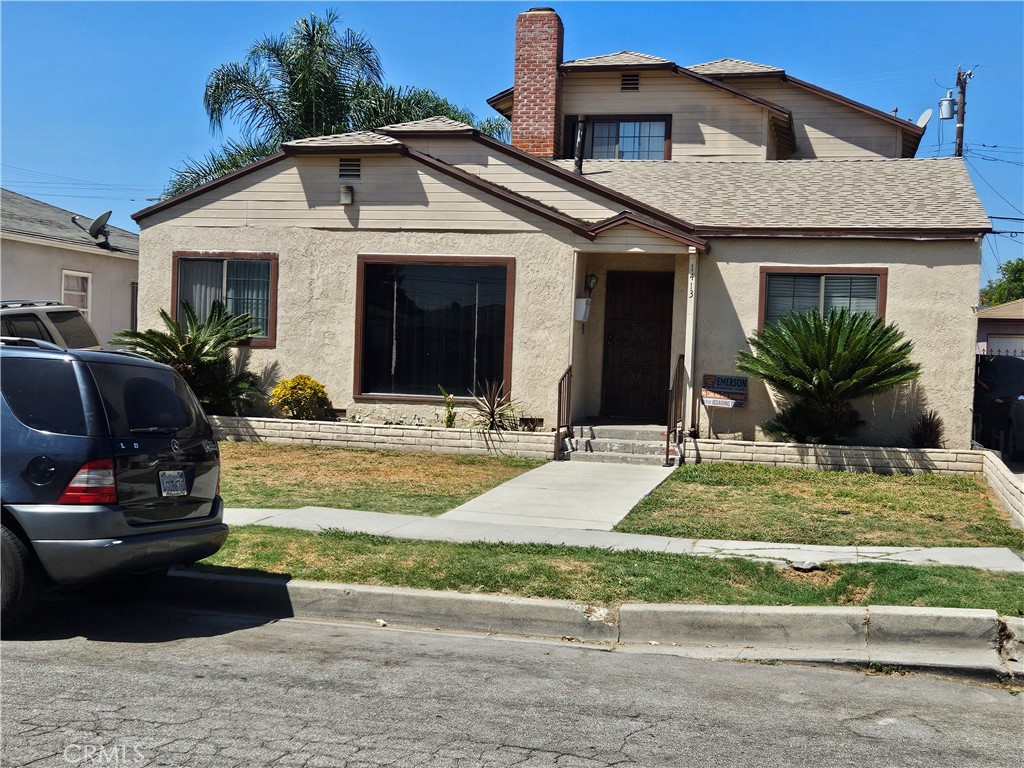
[201, 526, 1024, 616]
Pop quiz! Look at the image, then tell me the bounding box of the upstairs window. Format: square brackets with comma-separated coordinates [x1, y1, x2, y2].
[761, 269, 886, 327]
[564, 116, 670, 160]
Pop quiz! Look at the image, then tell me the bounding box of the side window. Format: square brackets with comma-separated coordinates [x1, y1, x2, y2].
[0, 357, 89, 435]
[47, 310, 100, 348]
[1, 313, 54, 342]
[62, 270, 91, 319]
[762, 270, 884, 327]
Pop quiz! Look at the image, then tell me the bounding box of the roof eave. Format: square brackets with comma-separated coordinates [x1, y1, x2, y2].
[590, 213, 708, 251]
[133, 152, 287, 223]
[695, 226, 990, 241]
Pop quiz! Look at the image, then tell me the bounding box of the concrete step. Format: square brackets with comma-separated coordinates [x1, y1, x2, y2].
[582, 437, 679, 457]
[575, 425, 668, 442]
[564, 450, 677, 467]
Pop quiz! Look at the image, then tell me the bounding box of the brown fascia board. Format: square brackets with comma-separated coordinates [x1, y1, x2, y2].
[469, 132, 699, 234]
[694, 226, 990, 241]
[590, 212, 708, 251]
[402, 147, 596, 240]
[132, 152, 287, 223]
[673, 66, 791, 120]
[486, 87, 514, 119]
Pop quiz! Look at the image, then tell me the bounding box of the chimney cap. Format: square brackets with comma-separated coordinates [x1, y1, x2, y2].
[526, 7, 557, 12]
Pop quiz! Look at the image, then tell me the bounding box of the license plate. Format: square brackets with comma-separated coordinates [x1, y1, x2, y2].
[159, 470, 187, 497]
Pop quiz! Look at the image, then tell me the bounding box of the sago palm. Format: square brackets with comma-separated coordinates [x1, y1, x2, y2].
[735, 308, 921, 444]
[111, 301, 264, 415]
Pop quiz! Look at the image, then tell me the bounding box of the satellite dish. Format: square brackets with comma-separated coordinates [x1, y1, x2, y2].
[916, 108, 933, 128]
[87, 210, 112, 240]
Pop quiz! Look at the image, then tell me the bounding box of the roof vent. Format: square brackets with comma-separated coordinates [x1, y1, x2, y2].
[339, 158, 361, 178]
[620, 73, 640, 91]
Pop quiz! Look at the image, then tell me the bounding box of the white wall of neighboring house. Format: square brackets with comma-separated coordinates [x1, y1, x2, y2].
[1, 235, 139, 345]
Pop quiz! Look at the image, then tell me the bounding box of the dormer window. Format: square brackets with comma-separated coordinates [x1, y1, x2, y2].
[564, 115, 670, 160]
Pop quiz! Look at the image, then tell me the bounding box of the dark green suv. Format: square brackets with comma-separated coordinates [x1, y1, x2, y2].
[1, 338, 228, 630]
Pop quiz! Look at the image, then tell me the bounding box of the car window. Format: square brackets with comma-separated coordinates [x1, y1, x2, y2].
[47, 310, 100, 348]
[1, 313, 54, 343]
[0, 357, 89, 435]
[87, 361, 205, 438]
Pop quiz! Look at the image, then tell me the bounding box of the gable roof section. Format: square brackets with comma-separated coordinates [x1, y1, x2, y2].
[549, 157, 990, 238]
[685, 59, 927, 157]
[2, 188, 139, 255]
[560, 51, 674, 69]
[976, 298, 1024, 321]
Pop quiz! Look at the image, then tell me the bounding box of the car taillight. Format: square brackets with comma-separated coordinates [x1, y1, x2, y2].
[57, 459, 117, 505]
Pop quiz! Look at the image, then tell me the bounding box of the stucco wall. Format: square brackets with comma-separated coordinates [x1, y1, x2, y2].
[138, 226, 578, 427]
[0, 236, 138, 345]
[691, 238, 982, 447]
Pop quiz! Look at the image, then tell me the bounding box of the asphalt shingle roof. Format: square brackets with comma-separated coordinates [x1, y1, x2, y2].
[562, 51, 673, 68]
[377, 117, 476, 133]
[283, 132, 402, 149]
[976, 298, 1024, 321]
[686, 58, 784, 75]
[548, 157, 990, 231]
[1, 188, 139, 255]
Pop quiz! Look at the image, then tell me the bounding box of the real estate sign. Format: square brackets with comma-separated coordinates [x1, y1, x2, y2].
[701, 374, 748, 408]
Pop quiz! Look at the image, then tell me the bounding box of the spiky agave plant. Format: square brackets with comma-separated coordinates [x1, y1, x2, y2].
[736, 308, 921, 444]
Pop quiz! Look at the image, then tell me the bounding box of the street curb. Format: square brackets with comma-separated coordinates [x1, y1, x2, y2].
[163, 571, 1018, 678]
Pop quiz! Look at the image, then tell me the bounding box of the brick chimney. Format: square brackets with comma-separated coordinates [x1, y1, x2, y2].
[511, 7, 564, 158]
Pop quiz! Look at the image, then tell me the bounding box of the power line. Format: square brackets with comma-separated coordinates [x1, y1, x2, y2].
[965, 158, 1024, 216]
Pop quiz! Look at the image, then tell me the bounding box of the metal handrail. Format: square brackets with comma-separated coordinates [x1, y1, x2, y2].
[664, 354, 685, 467]
[555, 365, 573, 460]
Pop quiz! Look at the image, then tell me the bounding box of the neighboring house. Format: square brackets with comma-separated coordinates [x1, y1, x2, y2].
[976, 299, 1024, 355]
[132, 7, 990, 448]
[1, 189, 139, 345]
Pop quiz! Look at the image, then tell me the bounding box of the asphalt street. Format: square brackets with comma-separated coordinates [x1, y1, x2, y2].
[2, 598, 1021, 768]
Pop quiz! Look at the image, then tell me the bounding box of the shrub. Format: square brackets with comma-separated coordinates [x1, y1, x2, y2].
[470, 381, 520, 431]
[269, 375, 334, 420]
[438, 385, 457, 428]
[908, 410, 945, 449]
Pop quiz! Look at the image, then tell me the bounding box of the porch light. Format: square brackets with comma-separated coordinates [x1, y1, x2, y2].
[585, 273, 598, 296]
[339, 185, 354, 205]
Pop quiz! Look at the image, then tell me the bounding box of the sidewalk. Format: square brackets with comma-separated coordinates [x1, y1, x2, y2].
[224, 505, 1024, 573]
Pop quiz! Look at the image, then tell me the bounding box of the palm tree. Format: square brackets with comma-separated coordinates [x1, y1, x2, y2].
[735, 308, 921, 444]
[111, 301, 264, 415]
[166, 10, 509, 197]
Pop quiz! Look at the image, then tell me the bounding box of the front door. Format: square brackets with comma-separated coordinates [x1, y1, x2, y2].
[600, 271, 673, 420]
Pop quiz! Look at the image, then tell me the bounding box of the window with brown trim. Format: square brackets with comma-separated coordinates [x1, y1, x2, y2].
[355, 256, 515, 400]
[564, 115, 671, 160]
[758, 267, 888, 328]
[172, 251, 278, 348]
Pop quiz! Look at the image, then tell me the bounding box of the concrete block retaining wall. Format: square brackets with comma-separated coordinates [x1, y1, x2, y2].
[209, 416, 553, 460]
[982, 450, 1024, 531]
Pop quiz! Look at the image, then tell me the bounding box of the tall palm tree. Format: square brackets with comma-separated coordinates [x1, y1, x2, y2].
[735, 308, 921, 444]
[166, 10, 509, 197]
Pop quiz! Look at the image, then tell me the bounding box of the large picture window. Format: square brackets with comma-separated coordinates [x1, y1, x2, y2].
[760, 268, 887, 328]
[173, 252, 277, 346]
[357, 257, 514, 398]
[564, 115, 670, 160]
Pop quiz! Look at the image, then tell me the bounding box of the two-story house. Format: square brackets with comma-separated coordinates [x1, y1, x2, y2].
[132, 7, 990, 450]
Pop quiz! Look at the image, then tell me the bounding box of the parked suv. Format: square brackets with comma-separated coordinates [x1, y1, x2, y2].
[0, 300, 102, 349]
[1, 338, 228, 629]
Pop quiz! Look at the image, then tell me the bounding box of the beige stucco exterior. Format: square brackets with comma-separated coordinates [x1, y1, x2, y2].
[1, 234, 138, 345]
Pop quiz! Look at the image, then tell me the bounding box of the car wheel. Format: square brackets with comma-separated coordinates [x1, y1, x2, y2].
[1, 524, 38, 633]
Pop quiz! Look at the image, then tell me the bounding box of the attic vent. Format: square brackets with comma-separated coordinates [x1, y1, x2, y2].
[339, 158, 361, 178]
[620, 73, 640, 91]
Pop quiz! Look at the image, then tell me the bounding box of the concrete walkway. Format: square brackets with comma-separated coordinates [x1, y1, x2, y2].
[439, 461, 675, 530]
[224, 506, 1024, 573]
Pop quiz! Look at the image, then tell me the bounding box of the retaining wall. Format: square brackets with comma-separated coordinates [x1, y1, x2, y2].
[982, 450, 1024, 531]
[209, 416, 553, 460]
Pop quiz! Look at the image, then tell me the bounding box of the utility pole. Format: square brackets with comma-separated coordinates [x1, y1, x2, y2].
[954, 66, 973, 158]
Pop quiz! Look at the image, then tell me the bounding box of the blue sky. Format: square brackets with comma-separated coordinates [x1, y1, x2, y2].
[2, 1, 1022, 287]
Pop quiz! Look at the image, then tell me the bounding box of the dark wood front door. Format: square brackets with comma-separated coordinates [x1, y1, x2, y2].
[601, 271, 674, 420]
